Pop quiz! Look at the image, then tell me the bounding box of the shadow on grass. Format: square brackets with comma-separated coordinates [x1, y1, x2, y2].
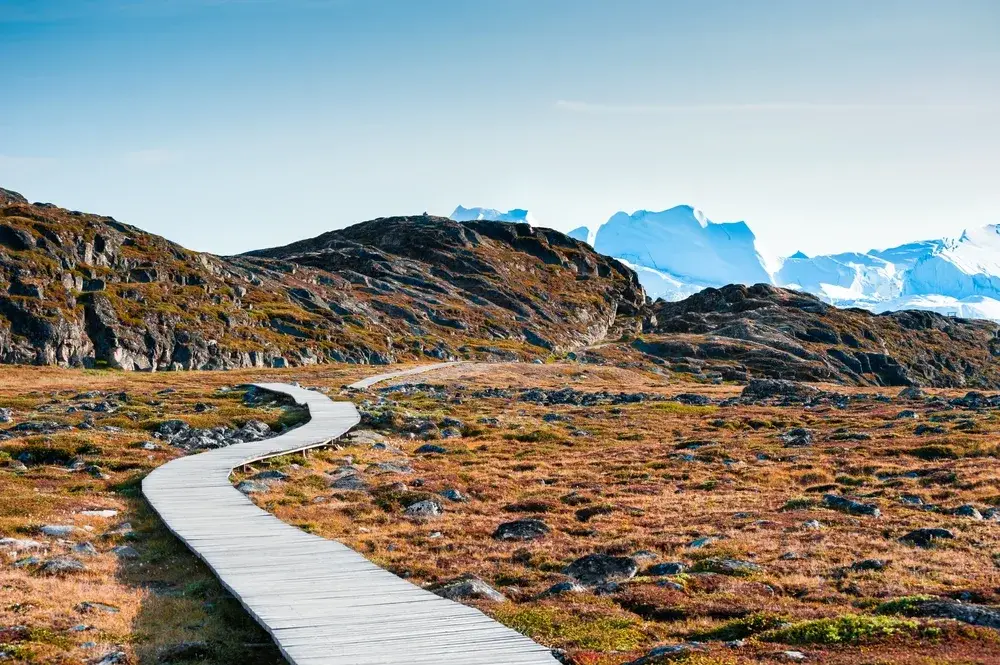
[114, 490, 286, 665]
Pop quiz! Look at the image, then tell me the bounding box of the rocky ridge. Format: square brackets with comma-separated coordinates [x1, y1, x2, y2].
[0, 188, 641, 370]
[3, 188, 1000, 388]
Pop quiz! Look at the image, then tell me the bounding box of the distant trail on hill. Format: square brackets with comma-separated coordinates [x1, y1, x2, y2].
[143, 363, 558, 665]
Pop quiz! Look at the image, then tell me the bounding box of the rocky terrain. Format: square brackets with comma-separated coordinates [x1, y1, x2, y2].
[0, 187, 640, 371]
[3, 187, 1000, 391]
[238, 362, 1000, 665]
[587, 284, 1000, 388]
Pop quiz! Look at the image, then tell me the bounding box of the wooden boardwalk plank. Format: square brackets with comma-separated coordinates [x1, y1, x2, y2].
[143, 364, 557, 665]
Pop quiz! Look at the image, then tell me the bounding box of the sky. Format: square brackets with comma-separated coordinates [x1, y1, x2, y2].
[1, 0, 998, 261]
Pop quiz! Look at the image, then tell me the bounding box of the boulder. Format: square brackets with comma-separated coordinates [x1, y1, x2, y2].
[429, 575, 506, 602]
[564, 553, 638, 586]
[492, 519, 550, 541]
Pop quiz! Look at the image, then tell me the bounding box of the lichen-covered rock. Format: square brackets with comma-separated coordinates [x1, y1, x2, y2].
[428, 575, 506, 602]
[564, 553, 638, 586]
[492, 519, 550, 541]
[900, 528, 955, 547]
[823, 494, 881, 517]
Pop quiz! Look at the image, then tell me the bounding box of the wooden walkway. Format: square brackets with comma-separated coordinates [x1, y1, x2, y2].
[143, 364, 557, 665]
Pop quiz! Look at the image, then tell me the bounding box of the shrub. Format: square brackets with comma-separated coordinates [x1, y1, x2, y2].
[762, 614, 929, 645]
[910, 445, 960, 460]
[875, 595, 936, 616]
[690, 613, 788, 641]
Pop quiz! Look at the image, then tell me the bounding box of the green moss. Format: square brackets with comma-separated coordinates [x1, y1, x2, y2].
[690, 613, 788, 641]
[490, 605, 646, 651]
[780, 497, 818, 511]
[762, 614, 932, 645]
[652, 402, 718, 415]
[910, 445, 960, 460]
[875, 595, 937, 616]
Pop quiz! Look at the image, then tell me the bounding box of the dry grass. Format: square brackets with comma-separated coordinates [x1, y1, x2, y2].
[5, 362, 1000, 664]
[0, 364, 375, 664]
[244, 363, 1000, 664]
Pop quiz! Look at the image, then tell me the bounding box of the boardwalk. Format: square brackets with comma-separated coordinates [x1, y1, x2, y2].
[143, 365, 558, 665]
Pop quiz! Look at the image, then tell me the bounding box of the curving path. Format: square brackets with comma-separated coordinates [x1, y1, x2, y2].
[143, 364, 558, 665]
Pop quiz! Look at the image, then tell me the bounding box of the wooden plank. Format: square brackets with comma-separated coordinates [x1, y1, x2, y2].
[143, 365, 557, 665]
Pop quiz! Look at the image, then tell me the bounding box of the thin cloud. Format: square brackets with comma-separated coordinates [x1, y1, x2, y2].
[555, 100, 997, 114]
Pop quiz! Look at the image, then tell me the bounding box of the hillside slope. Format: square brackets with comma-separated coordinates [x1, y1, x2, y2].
[0, 189, 642, 369]
[597, 284, 1000, 388]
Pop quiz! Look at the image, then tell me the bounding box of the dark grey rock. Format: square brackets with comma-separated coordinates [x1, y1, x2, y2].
[404, 499, 443, 519]
[429, 575, 506, 602]
[40, 556, 86, 574]
[564, 553, 638, 586]
[624, 643, 706, 665]
[646, 562, 686, 576]
[900, 528, 955, 547]
[823, 494, 881, 517]
[493, 519, 550, 541]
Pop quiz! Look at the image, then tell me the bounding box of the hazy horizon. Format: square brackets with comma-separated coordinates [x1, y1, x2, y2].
[2, 0, 998, 259]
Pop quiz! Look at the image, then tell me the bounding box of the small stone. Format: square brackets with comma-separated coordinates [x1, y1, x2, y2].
[92, 651, 126, 665]
[371, 461, 413, 474]
[404, 499, 443, 519]
[75, 601, 120, 613]
[330, 474, 367, 491]
[898, 386, 925, 400]
[900, 528, 955, 547]
[802, 520, 823, 530]
[252, 470, 288, 482]
[646, 562, 686, 576]
[692, 557, 762, 576]
[39, 524, 76, 538]
[429, 575, 506, 602]
[493, 519, 550, 541]
[40, 556, 86, 574]
[439, 488, 467, 502]
[235, 479, 272, 494]
[0, 538, 44, 551]
[415, 443, 447, 454]
[823, 494, 881, 517]
[624, 643, 706, 665]
[72, 542, 98, 556]
[687, 536, 717, 549]
[112, 545, 140, 560]
[564, 553, 638, 586]
[954, 505, 983, 520]
[79, 509, 118, 518]
[780, 427, 814, 447]
[850, 558, 891, 572]
[895, 410, 919, 420]
[782, 651, 807, 662]
[538, 581, 586, 598]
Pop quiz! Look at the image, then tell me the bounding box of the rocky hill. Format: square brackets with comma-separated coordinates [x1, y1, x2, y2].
[0, 188, 642, 370]
[601, 284, 1000, 388]
[3, 187, 1000, 387]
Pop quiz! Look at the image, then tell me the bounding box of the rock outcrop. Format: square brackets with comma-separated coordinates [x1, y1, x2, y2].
[0, 190, 641, 369]
[590, 283, 1000, 388]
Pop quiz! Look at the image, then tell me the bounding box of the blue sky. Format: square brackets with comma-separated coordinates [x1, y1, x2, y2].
[1, 0, 998, 259]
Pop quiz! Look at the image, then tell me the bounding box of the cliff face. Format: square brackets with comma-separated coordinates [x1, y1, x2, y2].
[0, 191, 643, 370]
